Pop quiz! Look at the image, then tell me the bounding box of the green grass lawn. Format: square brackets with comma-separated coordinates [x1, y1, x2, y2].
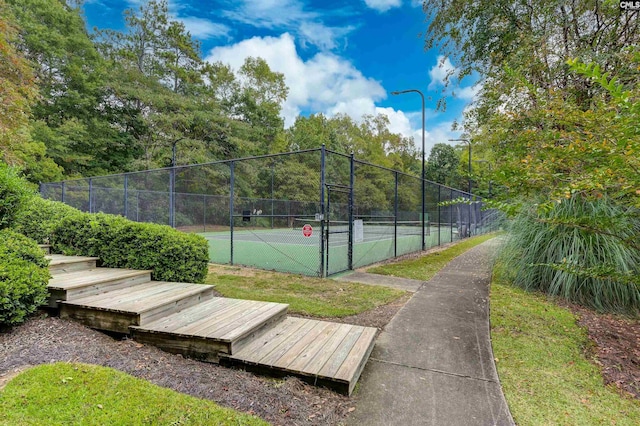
[0, 363, 268, 426]
[491, 280, 640, 425]
[367, 233, 497, 280]
[206, 265, 405, 317]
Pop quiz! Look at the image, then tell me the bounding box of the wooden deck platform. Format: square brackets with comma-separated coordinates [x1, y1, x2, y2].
[44, 253, 378, 395]
[60, 281, 216, 333]
[221, 317, 377, 395]
[47, 267, 152, 308]
[131, 297, 289, 362]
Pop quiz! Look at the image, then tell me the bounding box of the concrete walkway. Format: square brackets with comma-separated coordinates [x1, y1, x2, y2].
[348, 239, 514, 425]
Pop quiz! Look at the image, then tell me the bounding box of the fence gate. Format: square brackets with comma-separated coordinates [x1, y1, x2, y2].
[323, 183, 352, 276]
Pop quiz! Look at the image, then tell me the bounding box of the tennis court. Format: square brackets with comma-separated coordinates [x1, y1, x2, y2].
[40, 147, 502, 277]
[201, 220, 454, 276]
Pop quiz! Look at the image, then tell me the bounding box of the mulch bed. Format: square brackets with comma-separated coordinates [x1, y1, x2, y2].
[0, 295, 408, 426]
[570, 305, 640, 399]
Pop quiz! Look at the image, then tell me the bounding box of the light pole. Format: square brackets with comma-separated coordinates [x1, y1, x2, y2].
[449, 138, 472, 194]
[474, 159, 492, 198]
[392, 89, 426, 250]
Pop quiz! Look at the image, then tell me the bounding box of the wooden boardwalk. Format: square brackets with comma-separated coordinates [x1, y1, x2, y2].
[45, 253, 377, 394]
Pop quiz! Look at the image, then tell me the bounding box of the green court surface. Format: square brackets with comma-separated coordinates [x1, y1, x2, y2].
[202, 226, 450, 276]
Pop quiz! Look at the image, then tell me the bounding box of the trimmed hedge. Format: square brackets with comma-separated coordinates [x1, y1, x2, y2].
[0, 164, 34, 230]
[15, 197, 209, 283]
[12, 196, 82, 243]
[54, 212, 209, 283]
[0, 230, 50, 327]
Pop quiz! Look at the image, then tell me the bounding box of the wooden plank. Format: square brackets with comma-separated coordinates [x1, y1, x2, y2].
[296, 323, 353, 375]
[140, 287, 215, 325]
[66, 273, 151, 300]
[48, 268, 150, 290]
[204, 303, 284, 340]
[131, 329, 228, 363]
[317, 326, 364, 379]
[285, 322, 342, 372]
[231, 317, 304, 360]
[138, 297, 231, 331]
[179, 299, 255, 335]
[269, 321, 332, 368]
[60, 304, 137, 334]
[72, 282, 211, 313]
[248, 319, 317, 365]
[225, 304, 288, 344]
[335, 327, 377, 394]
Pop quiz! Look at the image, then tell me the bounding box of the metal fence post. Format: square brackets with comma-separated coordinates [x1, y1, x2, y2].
[451, 189, 454, 242]
[169, 167, 175, 228]
[88, 178, 93, 213]
[320, 145, 326, 277]
[437, 185, 441, 246]
[421, 170, 426, 250]
[394, 172, 398, 258]
[348, 153, 354, 270]
[124, 174, 128, 219]
[230, 161, 235, 265]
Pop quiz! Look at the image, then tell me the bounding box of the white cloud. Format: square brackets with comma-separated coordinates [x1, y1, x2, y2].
[221, 0, 354, 51]
[298, 22, 354, 51]
[455, 84, 480, 101]
[427, 55, 458, 90]
[179, 17, 230, 39]
[205, 33, 386, 127]
[363, 0, 402, 12]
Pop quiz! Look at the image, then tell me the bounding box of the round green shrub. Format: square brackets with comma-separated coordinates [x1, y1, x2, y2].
[0, 164, 35, 229]
[0, 229, 50, 327]
[498, 196, 640, 315]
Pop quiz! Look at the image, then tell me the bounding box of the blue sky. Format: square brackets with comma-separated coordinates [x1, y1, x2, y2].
[82, 0, 479, 155]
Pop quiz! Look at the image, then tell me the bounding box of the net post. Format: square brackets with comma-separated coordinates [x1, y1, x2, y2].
[88, 178, 93, 213]
[348, 152, 354, 271]
[230, 161, 235, 265]
[394, 171, 398, 258]
[61, 181, 66, 204]
[319, 146, 326, 277]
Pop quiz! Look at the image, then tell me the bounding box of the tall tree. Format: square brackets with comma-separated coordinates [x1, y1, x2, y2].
[425, 143, 460, 186]
[97, 0, 232, 169]
[0, 0, 61, 182]
[7, 0, 136, 177]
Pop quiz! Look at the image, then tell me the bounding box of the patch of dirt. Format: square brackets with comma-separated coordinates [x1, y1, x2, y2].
[570, 305, 640, 399]
[0, 293, 410, 425]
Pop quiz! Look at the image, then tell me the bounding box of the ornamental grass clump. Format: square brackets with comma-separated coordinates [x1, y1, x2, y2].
[498, 196, 640, 315]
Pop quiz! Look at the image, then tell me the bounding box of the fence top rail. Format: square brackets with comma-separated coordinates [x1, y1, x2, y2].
[41, 146, 480, 199]
[42, 148, 323, 185]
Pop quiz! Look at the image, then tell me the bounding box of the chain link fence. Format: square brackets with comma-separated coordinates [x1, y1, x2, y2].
[41, 147, 503, 277]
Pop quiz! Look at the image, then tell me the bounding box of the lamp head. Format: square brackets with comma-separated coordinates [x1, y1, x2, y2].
[391, 91, 400, 95]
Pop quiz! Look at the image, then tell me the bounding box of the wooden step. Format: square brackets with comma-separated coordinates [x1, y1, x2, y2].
[220, 317, 377, 396]
[47, 254, 99, 274]
[47, 268, 152, 308]
[130, 297, 289, 362]
[39, 244, 51, 255]
[59, 282, 216, 333]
